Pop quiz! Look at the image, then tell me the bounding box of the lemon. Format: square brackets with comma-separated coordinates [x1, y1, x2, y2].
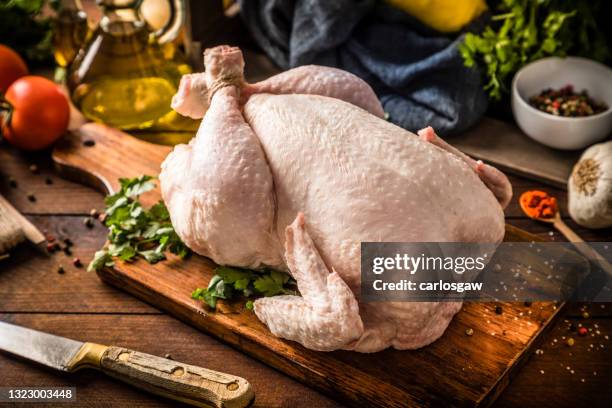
[385, 0, 487, 33]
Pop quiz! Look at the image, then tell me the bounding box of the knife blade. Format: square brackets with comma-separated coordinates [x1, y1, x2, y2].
[0, 321, 82, 371]
[0, 321, 254, 408]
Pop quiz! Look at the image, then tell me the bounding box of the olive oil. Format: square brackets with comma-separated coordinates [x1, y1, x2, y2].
[53, 4, 89, 68]
[68, 0, 197, 134]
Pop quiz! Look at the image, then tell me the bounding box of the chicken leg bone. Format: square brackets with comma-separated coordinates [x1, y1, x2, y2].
[172, 47, 384, 119]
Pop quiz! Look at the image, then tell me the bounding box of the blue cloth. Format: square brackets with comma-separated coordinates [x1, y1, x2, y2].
[239, 0, 488, 135]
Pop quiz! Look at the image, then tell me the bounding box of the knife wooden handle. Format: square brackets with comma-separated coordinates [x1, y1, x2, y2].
[98, 346, 253, 408]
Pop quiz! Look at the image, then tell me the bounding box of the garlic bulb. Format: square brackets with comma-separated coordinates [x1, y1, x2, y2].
[568, 141, 612, 229]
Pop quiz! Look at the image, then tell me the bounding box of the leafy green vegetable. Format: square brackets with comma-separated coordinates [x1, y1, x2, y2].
[460, 0, 610, 100]
[88, 175, 190, 271]
[192, 266, 296, 309]
[0, 0, 57, 65]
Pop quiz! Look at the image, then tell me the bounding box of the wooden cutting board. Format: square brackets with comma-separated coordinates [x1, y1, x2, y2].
[52, 123, 564, 408]
[452, 117, 582, 189]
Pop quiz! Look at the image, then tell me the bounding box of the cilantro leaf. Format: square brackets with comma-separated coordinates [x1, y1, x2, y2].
[192, 266, 296, 310]
[88, 175, 190, 272]
[87, 250, 114, 272]
[460, 0, 610, 100]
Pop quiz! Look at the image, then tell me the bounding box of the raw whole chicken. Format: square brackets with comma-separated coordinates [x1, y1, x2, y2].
[160, 46, 512, 353]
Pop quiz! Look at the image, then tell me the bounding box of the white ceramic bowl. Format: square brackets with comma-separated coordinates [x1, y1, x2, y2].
[511, 57, 612, 150]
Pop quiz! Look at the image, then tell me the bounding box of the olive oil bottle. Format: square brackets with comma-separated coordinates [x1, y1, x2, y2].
[53, 0, 90, 68]
[68, 0, 197, 135]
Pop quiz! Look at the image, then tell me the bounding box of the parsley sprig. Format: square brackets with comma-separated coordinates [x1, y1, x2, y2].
[460, 0, 609, 100]
[88, 176, 190, 271]
[192, 266, 296, 310]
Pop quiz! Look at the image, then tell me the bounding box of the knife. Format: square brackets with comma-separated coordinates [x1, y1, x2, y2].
[0, 321, 254, 408]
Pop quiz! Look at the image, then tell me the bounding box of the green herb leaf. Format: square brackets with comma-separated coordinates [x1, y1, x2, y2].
[87, 250, 114, 272]
[191, 266, 295, 310]
[460, 0, 610, 100]
[88, 175, 190, 271]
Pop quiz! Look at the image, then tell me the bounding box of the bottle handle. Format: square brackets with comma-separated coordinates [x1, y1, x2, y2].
[152, 0, 184, 44]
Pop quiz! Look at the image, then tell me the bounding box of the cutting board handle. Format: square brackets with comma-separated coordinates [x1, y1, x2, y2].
[100, 346, 254, 408]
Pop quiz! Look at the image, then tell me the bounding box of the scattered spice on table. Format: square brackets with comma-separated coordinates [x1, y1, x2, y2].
[46, 242, 59, 253]
[45, 177, 53, 185]
[83, 139, 95, 147]
[83, 217, 94, 228]
[495, 305, 503, 315]
[8, 177, 17, 188]
[72, 257, 82, 267]
[27, 193, 36, 202]
[579, 327, 588, 336]
[465, 328, 474, 336]
[566, 338, 575, 347]
[29, 164, 39, 174]
[520, 191, 557, 219]
[529, 85, 608, 117]
[90, 208, 99, 218]
[57, 265, 65, 274]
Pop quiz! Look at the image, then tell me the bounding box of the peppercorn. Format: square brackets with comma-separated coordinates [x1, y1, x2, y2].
[90, 208, 99, 218]
[45, 177, 53, 185]
[57, 265, 65, 274]
[29, 164, 39, 174]
[46, 243, 57, 253]
[582, 311, 590, 319]
[164, 353, 173, 360]
[27, 193, 36, 202]
[8, 177, 17, 188]
[465, 328, 474, 336]
[63, 238, 73, 247]
[566, 338, 575, 347]
[84, 217, 94, 228]
[495, 306, 503, 315]
[579, 327, 588, 336]
[72, 258, 82, 267]
[63, 246, 72, 256]
[524, 301, 532, 307]
[83, 139, 96, 147]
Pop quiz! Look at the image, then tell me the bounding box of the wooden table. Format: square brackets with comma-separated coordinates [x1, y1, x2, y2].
[0, 143, 610, 408]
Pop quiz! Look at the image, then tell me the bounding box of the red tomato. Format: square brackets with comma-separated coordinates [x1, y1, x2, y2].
[0, 45, 28, 93]
[2, 76, 70, 151]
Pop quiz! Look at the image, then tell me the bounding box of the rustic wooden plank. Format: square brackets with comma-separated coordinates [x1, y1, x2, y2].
[0, 216, 156, 314]
[496, 315, 612, 408]
[0, 146, 104, 215]
[50, 122, 573, 407]
[93, 228, 567, 408]
[0, 313, 341, 408]
[1, 312, 608, 408]
[507, 218, 611, 242]
[53, 123, 169, 208]
[453, 117, 581, 189]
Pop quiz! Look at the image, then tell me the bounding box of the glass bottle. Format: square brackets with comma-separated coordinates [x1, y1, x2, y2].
[68, 0, 197, 134]
[53, 0, 90, 69]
